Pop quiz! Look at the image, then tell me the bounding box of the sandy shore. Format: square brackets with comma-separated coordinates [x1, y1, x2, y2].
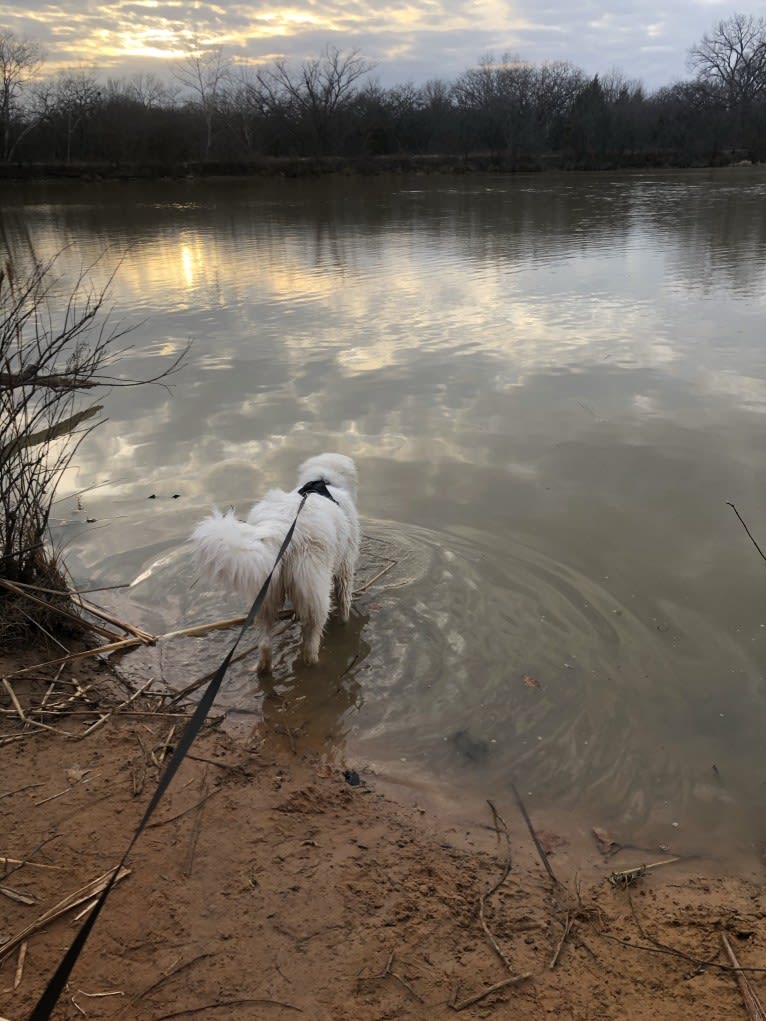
[2, 646, 766, 1021]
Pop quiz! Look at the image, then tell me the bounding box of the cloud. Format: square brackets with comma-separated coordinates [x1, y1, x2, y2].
[0, 0, 723, 87]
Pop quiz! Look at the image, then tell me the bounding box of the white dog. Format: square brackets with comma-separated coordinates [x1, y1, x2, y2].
[192, 454, 360, 672]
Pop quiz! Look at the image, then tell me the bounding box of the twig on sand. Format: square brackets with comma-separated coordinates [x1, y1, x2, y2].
[152, 999, 303, 1020]
[358, 949, 424, 1002]
[447, 801, 529, 1011]
[79, 678, 155, 737]
[511, 782, 559, 885]
[182, 769, 209, 879]
[479, 800, 514, 971]
[147, 788, 221, 830]
[0, 782, 45, 800]
[113, 953, 218, 1018]
[721, 931, 766, 1021]
[449, 974, 531, 1011]
[550, 911, 573, 969]
[599, 930, 766, 974]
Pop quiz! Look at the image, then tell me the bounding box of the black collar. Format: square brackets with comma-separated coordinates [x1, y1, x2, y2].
[297, 478, 339, 504]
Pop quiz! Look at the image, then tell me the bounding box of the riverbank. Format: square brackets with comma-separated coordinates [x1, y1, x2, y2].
[2, 642, 766, 1020]
[0, 150, 757, 183]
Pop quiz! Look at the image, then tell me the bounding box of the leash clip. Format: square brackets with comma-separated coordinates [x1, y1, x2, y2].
[298, 479, 339, 504]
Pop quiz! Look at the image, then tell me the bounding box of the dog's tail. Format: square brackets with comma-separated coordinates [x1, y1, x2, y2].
[192, 508, 282, 597]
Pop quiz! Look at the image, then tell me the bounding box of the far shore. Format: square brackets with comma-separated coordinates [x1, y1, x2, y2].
[0, 150, 759, 183]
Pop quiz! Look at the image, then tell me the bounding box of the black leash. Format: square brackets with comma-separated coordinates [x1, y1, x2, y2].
[29, 481, 335, 1020]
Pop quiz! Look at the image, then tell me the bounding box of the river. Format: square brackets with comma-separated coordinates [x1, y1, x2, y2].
[3, 168, 765, 862]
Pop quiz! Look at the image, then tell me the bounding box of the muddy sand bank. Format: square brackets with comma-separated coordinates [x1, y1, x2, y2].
[2, 646, 765, 1021]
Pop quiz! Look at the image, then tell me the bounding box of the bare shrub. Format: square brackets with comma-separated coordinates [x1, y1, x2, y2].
[0, 253, 183, 643]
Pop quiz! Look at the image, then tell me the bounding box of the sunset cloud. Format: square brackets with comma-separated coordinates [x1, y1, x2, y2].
[0, 0, 723, 88]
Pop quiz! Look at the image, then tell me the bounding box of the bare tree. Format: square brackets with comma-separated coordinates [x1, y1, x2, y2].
[454, 54, 539, 157]
[51, 68, 102, 162]
[0, 31, 44, 161]
[171, 44, 231, 157]
[688, 12, 766, 107]
[125, 71, 179, 109]
[105, 71, 178, 109]
[535, 61, 586, 147]
[257, 47, 374, 154]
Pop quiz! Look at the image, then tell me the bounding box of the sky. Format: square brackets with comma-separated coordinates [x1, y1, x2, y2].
[0, 0, 749, 93]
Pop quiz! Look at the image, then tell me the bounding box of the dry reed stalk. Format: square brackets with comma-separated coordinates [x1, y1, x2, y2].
[75, 597, 155, 642]
[74, 989, 124, 999]
[155, 724, 176, 767]
[73, 897, 99, 922]
[34, 772, 97, 807]
[2, 676, 68, 735]
[353, 558, 397, 595]
[608, 857, 680, 888]
[79, 677, 155, 737]
[15, 604, 70, 652]
[5, 611, 283, 679]
[721, 932, 766, 1021]
[0, 578, 119, 642]
[39, 709, 194, 720]
[0, 856, 62, 871]
[0, 884, 37, 905]
[24, 683, 97, 715]
[13, 941, 27, 989]
[6, 636, 149, 676]
[0, 866, 130, 964]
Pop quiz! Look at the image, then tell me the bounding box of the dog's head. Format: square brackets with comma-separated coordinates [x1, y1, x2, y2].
[297, 453, 358, 502]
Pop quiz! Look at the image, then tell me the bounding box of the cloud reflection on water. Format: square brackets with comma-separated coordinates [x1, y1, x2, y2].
[3, 171, 766, 856]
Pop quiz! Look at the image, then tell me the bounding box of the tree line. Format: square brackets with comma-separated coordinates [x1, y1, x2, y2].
[1, 13, 765, 173]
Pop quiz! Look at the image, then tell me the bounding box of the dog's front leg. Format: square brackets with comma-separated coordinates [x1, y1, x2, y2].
[334, 558, 355, 623]
[294, 566, 331, 665]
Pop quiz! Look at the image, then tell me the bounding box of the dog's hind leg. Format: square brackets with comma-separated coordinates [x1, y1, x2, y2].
[334, 557, 355, 623]
[255, 606, 278, 675]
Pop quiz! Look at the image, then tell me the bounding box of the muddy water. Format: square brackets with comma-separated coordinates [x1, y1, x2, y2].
[3, 169, 765, 862]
